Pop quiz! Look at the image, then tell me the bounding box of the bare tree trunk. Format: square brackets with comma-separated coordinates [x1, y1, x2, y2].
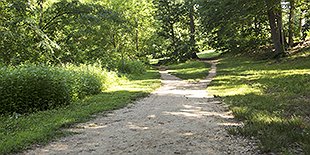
[288, 0, 295, 47]
[299, 14, 303, 38]
[135, 18, 139, 53]
[189, 4, 198, 59]
[278, 8, 286, 47]
[38, 0, 44, 29]
[299, 10, 306, 40]
[169, 21, 177, 52]
[266, 1, 285, 58]
[189, 9, 195, 45]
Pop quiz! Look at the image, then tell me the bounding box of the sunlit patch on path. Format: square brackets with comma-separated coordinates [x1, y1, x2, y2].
[25, 61, 258, 155]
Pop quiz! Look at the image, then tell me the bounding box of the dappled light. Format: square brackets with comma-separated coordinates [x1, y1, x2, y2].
[1, 0, 309, 154]
[166, 61, 211, 81]
[164, 110, 234, 119]
[163, 104, 234, 119]
[157, 70, 214, 98]
[252, 113, 285, 124]
[217, 122, 243, 127]
[208, 54, 310, 153]
[74, 123, 108, 130]
[127, 122, 149, 131]
[21, 60, 258, 155]
[208, 84, 262, 96]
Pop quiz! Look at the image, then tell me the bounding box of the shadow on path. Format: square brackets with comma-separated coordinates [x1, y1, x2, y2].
[25, 60, 259, 155]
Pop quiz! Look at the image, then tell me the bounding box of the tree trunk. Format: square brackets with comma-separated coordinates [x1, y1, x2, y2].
[38, 0, 44, 29]
[189, 4, 198, 59]
[299, 10, 305, 40]
[169, 21, 177, 52]
[189, 7, 196, 46]
[277, 8, 286, 48]
[266, 4, 285, 58]
[135, 18, 139, 53]
[299, 15, 303, 39]
[288, 0, 295, 47]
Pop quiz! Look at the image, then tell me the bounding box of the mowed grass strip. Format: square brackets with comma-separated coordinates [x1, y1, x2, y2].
[167, 60, 211, 80]
[0, 69, 160, 154]
[207, 51, 310, 154]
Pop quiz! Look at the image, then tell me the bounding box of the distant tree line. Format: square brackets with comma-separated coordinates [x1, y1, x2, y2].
[154, 0, 310, 60]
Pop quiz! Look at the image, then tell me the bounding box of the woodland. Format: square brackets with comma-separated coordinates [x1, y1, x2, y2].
[1, 0, 309, 65]
[1, 0, 310, 154]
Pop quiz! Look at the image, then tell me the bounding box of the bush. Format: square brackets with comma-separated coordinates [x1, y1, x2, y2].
[117, 59, 146, 74]
[64, 64, 107, 100]
[0, 65, 71, 114]
[0, 64, 115, 115]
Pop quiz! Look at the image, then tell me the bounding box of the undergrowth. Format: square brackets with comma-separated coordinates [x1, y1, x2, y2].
[0, 64, 120, 114]
[0, 69, 160, 154]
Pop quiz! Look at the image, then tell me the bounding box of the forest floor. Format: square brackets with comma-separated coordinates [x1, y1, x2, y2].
[24, 61, 259, 155]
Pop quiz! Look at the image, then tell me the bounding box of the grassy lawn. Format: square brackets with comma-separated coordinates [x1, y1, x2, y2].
[207, 51, 310, 153]
[197, 50, 222, 59]
[167, 60, 211, 80]
[0, 69, 160, 154]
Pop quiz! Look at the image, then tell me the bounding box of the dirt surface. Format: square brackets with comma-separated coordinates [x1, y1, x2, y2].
[25, 61, 258, 155]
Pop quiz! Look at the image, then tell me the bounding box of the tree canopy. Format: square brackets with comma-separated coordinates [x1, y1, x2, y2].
[1, 0, 310, 65]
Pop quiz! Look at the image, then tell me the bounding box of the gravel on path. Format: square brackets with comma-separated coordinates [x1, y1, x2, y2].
[25, 61, 259, 155]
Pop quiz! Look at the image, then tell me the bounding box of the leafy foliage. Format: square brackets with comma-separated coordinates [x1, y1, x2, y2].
[117, 60, 147, 75]
[153, 0, 201, 62]
[0, 69, 160, 154]
[197, 0, 269, 53]
[0, 65, 70, 114]
[0, 0, 156, 66]
[0, 64, 119, 115]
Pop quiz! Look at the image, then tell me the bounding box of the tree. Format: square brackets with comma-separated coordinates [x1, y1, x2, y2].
[153, 0, 201, 62]
[265, 0, 285, 57]
[0, 0, 158, 66]
[198, 0, 269, 52]
[288, 0, 296, 47]
[185, 0, 199, 59]
[197, 0, 288, 58]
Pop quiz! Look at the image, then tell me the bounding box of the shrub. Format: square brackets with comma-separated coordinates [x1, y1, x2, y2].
[117, 59, 146, 74]
[0, 64, 71, 114]
[64, 64, 106, 100]
[0, 63, 124, 115]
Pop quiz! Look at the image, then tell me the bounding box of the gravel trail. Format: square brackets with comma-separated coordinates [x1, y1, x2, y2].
[25, 61, 258, 155]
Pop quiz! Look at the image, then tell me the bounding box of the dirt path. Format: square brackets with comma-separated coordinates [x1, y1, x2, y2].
[25, 61, 258, 155]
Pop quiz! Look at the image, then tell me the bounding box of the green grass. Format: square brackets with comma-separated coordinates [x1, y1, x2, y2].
[207, 51, 310, 153]
[197, 50, 222, 59]
[167, 60, 211, 81]
[0, 69, 160, 154]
